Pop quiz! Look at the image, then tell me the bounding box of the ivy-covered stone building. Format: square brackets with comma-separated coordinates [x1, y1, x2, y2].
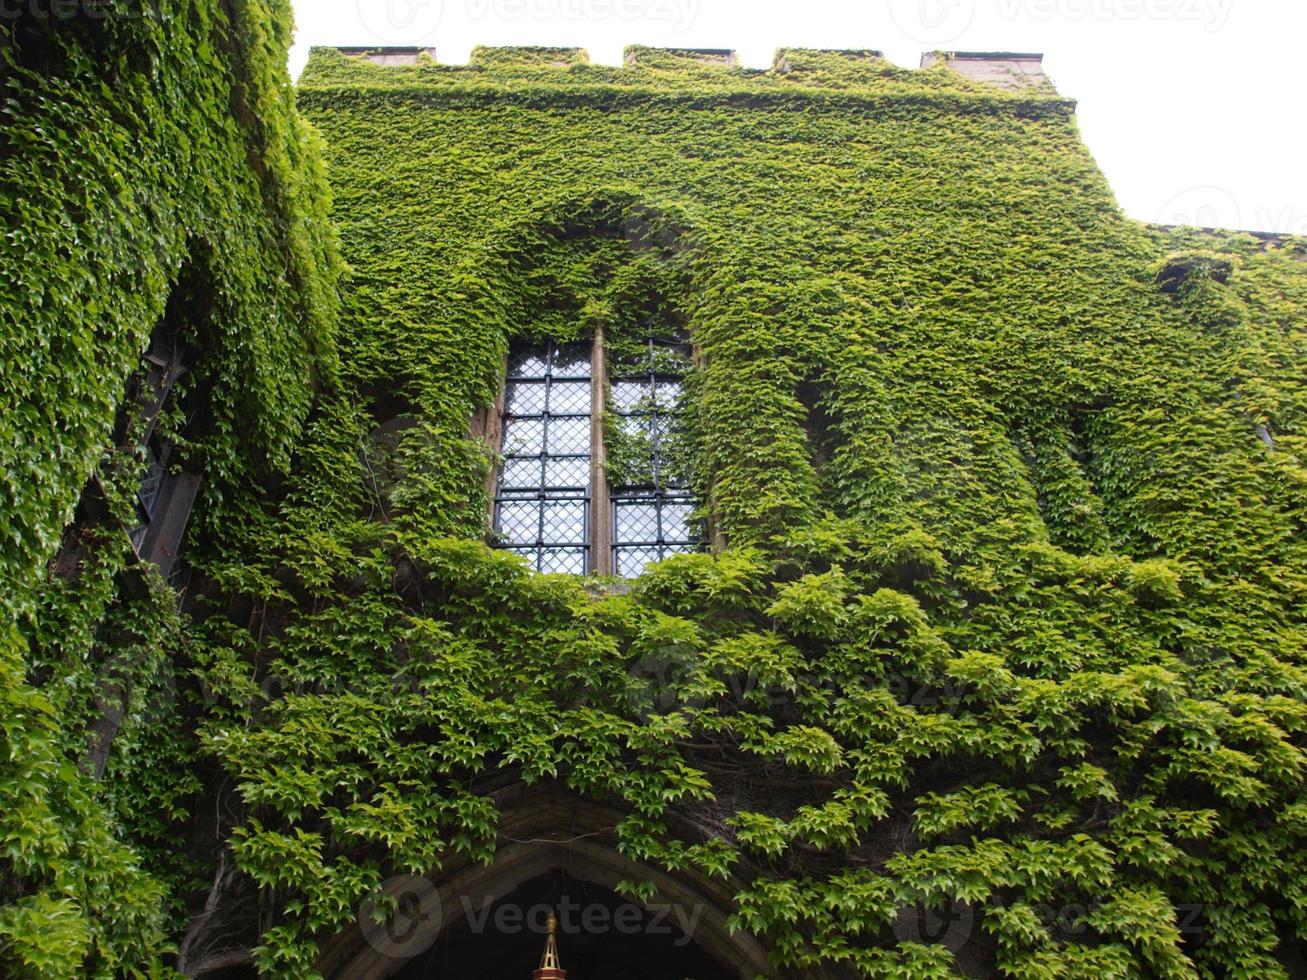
[2, 7, 1305, 979]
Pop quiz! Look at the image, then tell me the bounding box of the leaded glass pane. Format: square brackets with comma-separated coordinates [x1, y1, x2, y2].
[497, 499, 540, 546]
[551, 342, 591, 378]
[609, 328, 702, 576]
[508, 348, 548, 377]
[548, 381, 591, 414]
[508, 547, 537, 566]
[547, 416, 590, 454]
[540, 548, 587, 575]
[545, 456, 590, 489]
[660, 499, 692, 539]
[651, 378, 682, 410]
[610, 380, 650, 412]
[615, 546, 661, 578]
[129, 521, 149, 551]
[542, 500, 586, 543]
[652, 412, 677, 446]
[506, 381, 547, 416]
[615, 499, 659, 542]
[137, 458, 165, 518]
[500, 457, 541, 489]
[494, 337, 593, 573]
[611, 412, 653, 443]
[502, 418, 544, 457]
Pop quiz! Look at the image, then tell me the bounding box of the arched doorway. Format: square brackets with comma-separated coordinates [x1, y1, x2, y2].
[316, 789, 778, 979]
[393, 870, 735, 979]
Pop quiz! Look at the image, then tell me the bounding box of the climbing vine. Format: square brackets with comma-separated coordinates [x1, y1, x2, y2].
[2, 30, 1304, 980]
[0, 1, 340, 974]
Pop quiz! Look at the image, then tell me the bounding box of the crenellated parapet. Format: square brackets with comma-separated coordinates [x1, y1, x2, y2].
[317, 44, 1059, 95]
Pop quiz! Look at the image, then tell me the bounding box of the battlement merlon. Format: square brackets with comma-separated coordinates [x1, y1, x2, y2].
[918, 51, 1051, 91]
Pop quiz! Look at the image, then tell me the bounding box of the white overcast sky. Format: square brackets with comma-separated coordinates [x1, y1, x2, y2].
[289, 0, 1304, 235]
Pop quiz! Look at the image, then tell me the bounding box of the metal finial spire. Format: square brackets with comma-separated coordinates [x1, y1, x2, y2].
[532, 912, 566, 979]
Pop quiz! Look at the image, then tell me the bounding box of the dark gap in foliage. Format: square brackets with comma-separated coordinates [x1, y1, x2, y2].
[1269, 929, 1307, 976]
[173, 821, 263, 978]
[2, 4, 131, 81]
[1156, 252, 1235, 294]
[183, 964, 255, 980]
[1066, 408, 1091, 466]
[796, 379, 835, 473]
[3, 15, 61, 78]
[1065, 400, 1114, 516]
[358, 386, 422, 522]
[46, 476, 115, 584]
[30, 273, 212, 764]
[155, 258, 220, 450]
[361, 383, 420, 428]
[77, 264, 224, 782]
[51, 259, 216, 597]
[1010, 403, 1112, 556]
[131, 259, 219, 593]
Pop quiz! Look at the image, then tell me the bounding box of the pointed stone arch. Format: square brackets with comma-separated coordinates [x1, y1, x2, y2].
[438, 187, 708, 377]
[315, 786, 787, 979]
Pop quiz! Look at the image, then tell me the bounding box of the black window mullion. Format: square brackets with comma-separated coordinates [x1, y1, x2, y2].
[648, 336, 661, 489]
[651, 334, 664, 542]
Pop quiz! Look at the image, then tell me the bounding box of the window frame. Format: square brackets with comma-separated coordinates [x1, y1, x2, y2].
[484, 327, 703, 576]
[122, 326, 202, 586]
